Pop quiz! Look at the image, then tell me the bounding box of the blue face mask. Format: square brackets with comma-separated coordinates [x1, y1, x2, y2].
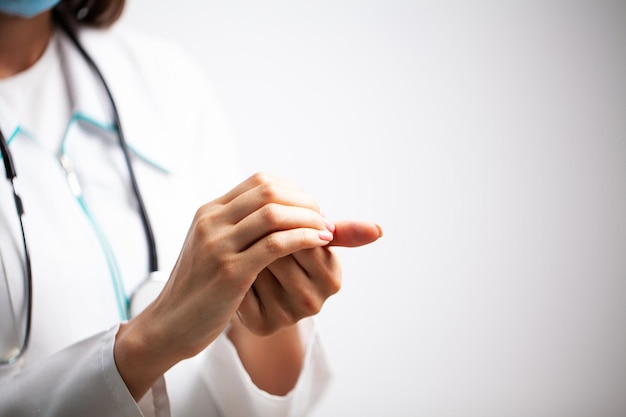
[0, 0, 62, 18]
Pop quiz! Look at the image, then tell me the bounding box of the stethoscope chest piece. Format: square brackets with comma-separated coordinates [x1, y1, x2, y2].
[129, 271, 168, 318]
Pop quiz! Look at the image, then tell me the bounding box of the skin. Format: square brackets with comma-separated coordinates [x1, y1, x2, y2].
[116, 173, 382, 398]
[0, 9, 382, 401]
[0, 10, 54, 78]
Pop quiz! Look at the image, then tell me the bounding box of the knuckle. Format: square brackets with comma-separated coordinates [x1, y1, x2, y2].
[219, 255, 240, 280]
[297, 228, 313, 246]
[192, 206, 223, 242]
[192, 210, 212, 239]
[326, 273, 342, 295]
[299, 291, 323, 316]
[250, 171, 271, 185]
[191, 213, 228, 254]
[259, 203, 281, 225]
[264, 233, 285, 254]
[319, 256, 342, 296]
[258, 181, 281, 203]
[325, 264, 343, 295]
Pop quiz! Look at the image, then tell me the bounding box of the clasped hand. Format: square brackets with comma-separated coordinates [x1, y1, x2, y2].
[115, 173, 381, 397]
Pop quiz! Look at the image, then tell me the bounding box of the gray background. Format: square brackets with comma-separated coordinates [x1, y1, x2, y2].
[122, 2, 626, 416]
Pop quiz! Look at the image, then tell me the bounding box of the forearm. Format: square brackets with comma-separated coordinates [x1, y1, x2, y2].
[115, 308, 306, 400]
[227, 315, 305, 395]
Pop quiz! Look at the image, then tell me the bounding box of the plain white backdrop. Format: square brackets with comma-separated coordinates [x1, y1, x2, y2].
[121, 2, 626, 416]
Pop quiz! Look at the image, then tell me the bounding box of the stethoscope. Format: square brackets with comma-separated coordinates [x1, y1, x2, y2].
[0, 12, 165, 365]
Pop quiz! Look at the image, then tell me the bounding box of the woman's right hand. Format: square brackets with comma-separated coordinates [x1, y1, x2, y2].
[114, 173, 335, 400]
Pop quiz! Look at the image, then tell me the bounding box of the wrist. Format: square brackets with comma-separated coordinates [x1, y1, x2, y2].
[228, 317, 305, 395]
[113, 311, 179, 400]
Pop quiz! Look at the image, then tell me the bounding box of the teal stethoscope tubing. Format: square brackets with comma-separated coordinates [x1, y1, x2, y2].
[55, 12, 159, 275]
[0, 11, 159, 363]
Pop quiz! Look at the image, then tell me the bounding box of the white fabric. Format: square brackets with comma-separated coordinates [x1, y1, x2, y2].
[201, 318, 331, 417]
[0, 31, 72, 151]
[0, 23, 331, 416]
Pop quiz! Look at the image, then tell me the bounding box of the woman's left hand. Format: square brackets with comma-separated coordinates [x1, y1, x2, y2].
[237, 220, 382, 335]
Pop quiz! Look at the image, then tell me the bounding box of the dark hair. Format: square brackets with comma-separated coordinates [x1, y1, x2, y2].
[54, 0, 126, 28]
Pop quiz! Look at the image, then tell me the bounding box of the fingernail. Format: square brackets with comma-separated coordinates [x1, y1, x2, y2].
[325, 219, 336, 233]
[321, 210, 335, 233]
[318, 229, 334, 241]
[375, 223, 384, 237]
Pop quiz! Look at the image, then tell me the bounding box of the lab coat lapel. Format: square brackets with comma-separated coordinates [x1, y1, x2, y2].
[0, 99, 20, 145]
[57, 28, 112, 128]
[56, 27, 170, 173]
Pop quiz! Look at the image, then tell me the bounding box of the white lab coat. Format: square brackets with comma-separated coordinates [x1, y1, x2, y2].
[0, 24, 331, 417]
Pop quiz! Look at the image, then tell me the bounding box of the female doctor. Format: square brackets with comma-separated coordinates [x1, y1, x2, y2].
[0, 0, 382, 416]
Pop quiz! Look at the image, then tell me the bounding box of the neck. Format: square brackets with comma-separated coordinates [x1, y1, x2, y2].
[0, 11, 55, 79]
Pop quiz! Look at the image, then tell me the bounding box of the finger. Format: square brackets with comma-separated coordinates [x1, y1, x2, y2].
[231, 204, 329, 250]
[240, 228, 333, 276]
[290, 247, 342, 297]
[266, 255, 308, 290]
[214, 172, 306, 206]
[237, 287, 263, 331]
[237, 269, 291, 335]
[255, 260, 326, 331]
[328, 220, 383, 248]
[221, 177, 321, 225]
[214, 172, 271, 205]
[267, 254, 333, 313]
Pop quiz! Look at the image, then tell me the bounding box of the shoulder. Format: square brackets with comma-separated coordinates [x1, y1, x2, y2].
[77, 24, 210, 101]
[71, 24, 220, 141]
[77, 23, 198, 71]
[63, 24, 228, 172]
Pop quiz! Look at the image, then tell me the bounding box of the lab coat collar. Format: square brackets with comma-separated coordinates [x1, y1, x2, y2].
[56, 27, 170, 173]
[57, 28, 112, 129]
[0, 100, 20, 145]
